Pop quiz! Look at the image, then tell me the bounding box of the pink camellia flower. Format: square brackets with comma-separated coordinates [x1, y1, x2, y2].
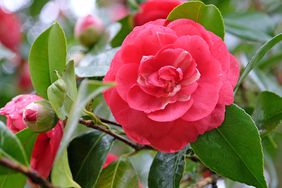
[74, 15, 105, 47]
[103, 153, 118, 168]
[104, 19, 240, 152]
[0, 94, 63, 178]
[134, 0, 182, 26]
[0, 8, 21, 52]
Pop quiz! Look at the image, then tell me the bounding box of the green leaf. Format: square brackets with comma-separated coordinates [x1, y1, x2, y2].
[29, 0, 49, 17]
[129, 150, 155, 186]
[95, 158, 139, 188]
[48, 61, 77, 119]
[62, 61, 77, 100]
[0, 173, 26, 188]
[16, 128, 38, 161]
[167, 1, 225, 39]
[0, 122, 27, 175]
[75, 48, 120, 78]
[148, 147, 187, 188]
[235, 33, 282, 92]
[225, 12, 275, 42]
[191, 104, 267, 188]
[29, 22, 67, 98]
[111, 16, 134, 48]
[51, 150, 81, 188]
[68, 131, 114, 188]
[252, 91, 282, 131]
[47, 78, 68, 119]
[55, 80, 113, 160]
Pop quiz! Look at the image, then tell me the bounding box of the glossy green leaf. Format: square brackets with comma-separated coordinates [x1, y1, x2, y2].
[68, 131, 114, 188]
[0, 173, 26, 188]
[235, 33, 282, 92]
[95, 158, 139, 188]
[191, 104, 266, 188]
[0, 122, 27, 175]
[168, 1, 225, 39]
[252, 91, 282, 130]
[225, 12, 275, 42]
[29, 22, 67, 98]
[47, 78, 68, 119]
[129, 150, 155, 186]
[16, 128, 38, 161]
[111, 15, 133, 48]
[48, 61, 77, 119]
[51, 150, 81, 188]
[56, 80, 113, 160]
[148, 147, 187, 188]
[75, 48, 119, 77]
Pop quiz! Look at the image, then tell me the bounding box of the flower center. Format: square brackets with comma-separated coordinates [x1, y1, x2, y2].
[137, 48, 200, 100]
[146, 65, 183, 95]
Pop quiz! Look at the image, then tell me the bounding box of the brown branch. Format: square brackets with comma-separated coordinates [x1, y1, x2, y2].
[98, 116, 122, 127]
[0, 157, 56, 188]
[79, 119, 153, 151]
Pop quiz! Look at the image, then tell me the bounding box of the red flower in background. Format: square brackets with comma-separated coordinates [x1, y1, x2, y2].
[103, 153, 118, 168]
[0, 94, 63, 178]
[110, 4, 129, 22]
[134, 0, 182, 26]
[0, 8, 21, 52]
[18, 62, 33, 92]
[104, 19, 239, 152]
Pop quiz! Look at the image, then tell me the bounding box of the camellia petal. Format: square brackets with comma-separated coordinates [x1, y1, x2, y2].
[147, 100, 193, 122]
[127, 85, 168, 113]
[116, 63, 139, 101]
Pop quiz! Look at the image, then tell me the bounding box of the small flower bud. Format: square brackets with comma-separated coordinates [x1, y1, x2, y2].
[74, 15, 105, 48]
[23, 100, 57, 133]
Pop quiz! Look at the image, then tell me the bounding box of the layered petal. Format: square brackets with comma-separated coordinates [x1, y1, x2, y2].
[30, 121, 64, 178]
[103, 18, 239, 153]
[174, 36, 223, 121]
[147, 100, 193, 122]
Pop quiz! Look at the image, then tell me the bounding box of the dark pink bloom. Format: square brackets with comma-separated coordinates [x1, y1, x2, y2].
[134, 0, 181, 26]
[0, 8, 21, 52]
[104, 19, 240, 152]
[0, 94, 63, 178]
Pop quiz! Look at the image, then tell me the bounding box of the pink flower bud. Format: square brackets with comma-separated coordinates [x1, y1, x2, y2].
[0, 94, 63, 178]
[23, 100, 57, 133]
[74, 15, 105, 48]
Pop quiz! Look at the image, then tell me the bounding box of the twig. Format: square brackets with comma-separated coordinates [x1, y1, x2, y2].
[185, 155, 200, 162]
[192, 175, 219, 188]
[98, 116, 122, 127]
[0, 157, 56, 188]
[79, 119, 152, 151]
